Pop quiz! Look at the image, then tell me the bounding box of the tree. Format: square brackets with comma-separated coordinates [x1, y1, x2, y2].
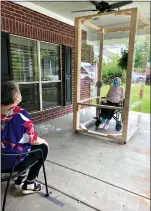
[102, 55, 125, 85]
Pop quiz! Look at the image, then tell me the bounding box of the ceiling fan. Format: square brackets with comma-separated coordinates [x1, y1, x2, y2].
[71, 1, 133, 14]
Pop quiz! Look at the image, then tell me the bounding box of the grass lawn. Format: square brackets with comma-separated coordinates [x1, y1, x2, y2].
[96, 84, 150, 113]
[130, 84, 150, 113]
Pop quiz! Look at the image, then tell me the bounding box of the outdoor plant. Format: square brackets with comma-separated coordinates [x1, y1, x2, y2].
[118, 43, 149, 71]
[118, 50, 128, 70]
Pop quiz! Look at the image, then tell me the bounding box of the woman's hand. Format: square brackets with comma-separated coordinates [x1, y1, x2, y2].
[30, 137, 49, 150]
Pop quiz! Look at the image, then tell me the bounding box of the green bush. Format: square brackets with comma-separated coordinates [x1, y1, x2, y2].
[102, 55, 125, 85]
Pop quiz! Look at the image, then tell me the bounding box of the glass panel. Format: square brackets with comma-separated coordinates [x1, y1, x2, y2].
[40, 42, 61, 81]
[127, 28, 150, 140]
[19, 84, 40, 112]
[79, 105, 123, 136]
[42, 82, 61, 109]
[10, 36, 38, 82]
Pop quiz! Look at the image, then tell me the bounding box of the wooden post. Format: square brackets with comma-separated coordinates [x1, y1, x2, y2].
[122, 8, 138, 143]
[96, 30, 104, 116]
[73, 18, 82, 131]
[97, 30, 104, 102]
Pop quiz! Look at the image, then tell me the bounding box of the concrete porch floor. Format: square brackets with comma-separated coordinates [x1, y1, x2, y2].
[2, 112, 150, 211]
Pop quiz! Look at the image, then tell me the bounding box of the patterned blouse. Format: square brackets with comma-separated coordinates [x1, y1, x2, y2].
[1, 106, 37, 170]
[106, 86, 125, 103]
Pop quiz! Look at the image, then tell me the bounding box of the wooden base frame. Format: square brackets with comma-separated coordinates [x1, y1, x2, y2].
[73, 8, 150, 144]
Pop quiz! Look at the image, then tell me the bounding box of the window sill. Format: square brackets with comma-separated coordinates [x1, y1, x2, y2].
[29, 105, 63, 115]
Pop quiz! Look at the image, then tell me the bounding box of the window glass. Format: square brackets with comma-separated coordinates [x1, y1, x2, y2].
[40, 42, 61, 81]
[10, 36, 62, 111]
[10, 36, 38, 82]
[19, 83, 40, 112]
[42, 82, 61, 109]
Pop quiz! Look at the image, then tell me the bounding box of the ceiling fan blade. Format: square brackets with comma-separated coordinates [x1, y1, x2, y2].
[106, 9, 116, 12]
[90, 1, 100, 6]
[71, 9, 98, 13]
[110, 1, 133, 10]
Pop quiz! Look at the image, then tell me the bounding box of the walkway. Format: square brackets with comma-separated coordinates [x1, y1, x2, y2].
[2, 113, 150, 211]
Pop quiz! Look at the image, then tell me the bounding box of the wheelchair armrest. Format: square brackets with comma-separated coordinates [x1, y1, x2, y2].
[100, 97, 107, 104]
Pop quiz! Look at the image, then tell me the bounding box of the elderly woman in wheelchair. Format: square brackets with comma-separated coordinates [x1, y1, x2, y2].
[95, 77, 125, 131]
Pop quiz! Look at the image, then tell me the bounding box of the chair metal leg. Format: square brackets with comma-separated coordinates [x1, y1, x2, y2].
[2, 158, 18, 211]
[41, 154, 49, 197]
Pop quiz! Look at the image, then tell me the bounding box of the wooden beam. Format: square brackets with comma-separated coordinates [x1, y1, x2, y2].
[105, 26, 129, 33]
[79, 123, 88, 132]
[122, 8, 138, 143]
[138, 10, 150, 26]
[78, 129, 123, 142]
[79, 96, 100, 103]
[77, 102, 123, 111]
[114, 11, 132, 17]
[79, 128, 108, 137]
[73, 18, 82, 131]
[104, 25, 146, 33]
[79, 8, 136, 22]
[121, 11, 131, 16]
[82, 21, 102, 31]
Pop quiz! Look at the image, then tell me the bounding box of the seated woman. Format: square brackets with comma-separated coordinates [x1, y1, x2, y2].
[1, 81, 49, 194]
[99, 77, 125, 129]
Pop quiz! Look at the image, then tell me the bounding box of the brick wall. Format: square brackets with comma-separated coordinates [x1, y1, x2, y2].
[80, 78, 91, 100]
[1, 1, 93, 123]
[81, 43, 94, 63]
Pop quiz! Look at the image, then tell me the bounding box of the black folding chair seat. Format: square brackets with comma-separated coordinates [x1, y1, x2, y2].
[1, 149, 49, 211]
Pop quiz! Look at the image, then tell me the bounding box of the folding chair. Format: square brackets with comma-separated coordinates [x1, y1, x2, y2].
[1, 149, 49, 211]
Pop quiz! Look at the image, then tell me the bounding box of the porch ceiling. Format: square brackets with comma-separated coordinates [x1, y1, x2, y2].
[29, 1, 150, 41]
[31, 0, 150, 26]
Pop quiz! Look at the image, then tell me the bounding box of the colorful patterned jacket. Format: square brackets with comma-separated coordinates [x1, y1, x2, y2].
[1, 106, 37, 170]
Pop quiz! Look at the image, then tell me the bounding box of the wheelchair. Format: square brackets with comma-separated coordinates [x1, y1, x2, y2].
[95, 98, 124, 131]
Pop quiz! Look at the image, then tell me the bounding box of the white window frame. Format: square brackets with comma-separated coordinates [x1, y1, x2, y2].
[10, 34, 62, 112]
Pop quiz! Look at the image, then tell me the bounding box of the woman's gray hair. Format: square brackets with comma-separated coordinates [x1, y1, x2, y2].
[1, 81, 20, 105]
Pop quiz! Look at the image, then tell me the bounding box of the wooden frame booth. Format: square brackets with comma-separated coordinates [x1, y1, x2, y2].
[73, 8, 150, 144]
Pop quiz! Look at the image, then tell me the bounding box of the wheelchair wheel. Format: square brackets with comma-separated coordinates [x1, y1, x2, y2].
[95, 120, 100, 128]
[115, 122, 122, 131]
